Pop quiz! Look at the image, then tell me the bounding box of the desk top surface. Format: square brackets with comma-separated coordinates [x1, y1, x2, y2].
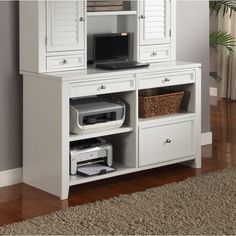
[22, 61, 201, 82]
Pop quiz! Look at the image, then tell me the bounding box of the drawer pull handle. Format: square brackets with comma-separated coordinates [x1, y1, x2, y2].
[151, 52, 157, 57]
[166, 138, 172, 144]
[80, 17, 85, 22]
[140, 15, 146, 19]
[62, 59, 68, 65]
[164, 78, 170, 82]
[100, 85, 106, 90]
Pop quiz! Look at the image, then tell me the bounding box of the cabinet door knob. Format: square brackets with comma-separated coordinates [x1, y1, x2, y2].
[140, 15, 146, 19]
[100, 84, 106, 90]
[151, 52, 157, 56]
[62, 59, 68, 65]
[166, 138, 172, 144]
[80, 17, 85, 22]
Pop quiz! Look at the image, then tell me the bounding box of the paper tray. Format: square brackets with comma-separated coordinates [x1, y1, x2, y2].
[77, 163, 116, 177]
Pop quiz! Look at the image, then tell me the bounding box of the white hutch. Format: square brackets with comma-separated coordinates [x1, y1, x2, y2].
[20, 0, 201, 199]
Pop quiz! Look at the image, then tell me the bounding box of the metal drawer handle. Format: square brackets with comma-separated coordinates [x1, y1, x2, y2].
[140, 15, 146, 19]
[80, 17, 85, 22]
[164, 78, 170, 82]
[61, 59, 68, 65]
[151, 52, 157, 57]
[100, 84, 106, 90]
[166, 138, 172, 144]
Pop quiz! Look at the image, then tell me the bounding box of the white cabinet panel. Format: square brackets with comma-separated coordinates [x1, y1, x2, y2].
[46, 0, 85, 52]
[138, 70, 195, 89]
[47, 53, 85, 71]
[139, 0, 171, 45]
[139, 119, 194, 167]
[70, 75, 135, 98]
[139, 45, 171, 62]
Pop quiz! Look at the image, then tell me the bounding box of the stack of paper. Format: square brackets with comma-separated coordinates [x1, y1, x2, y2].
[77, 164, 116, 176]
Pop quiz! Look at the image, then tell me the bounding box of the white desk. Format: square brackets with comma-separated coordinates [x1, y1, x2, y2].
[22, 61, 201, 199]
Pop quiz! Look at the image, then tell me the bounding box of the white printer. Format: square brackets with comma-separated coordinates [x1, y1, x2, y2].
[70, 96, 126, 134]
[70, 138, 113, 175]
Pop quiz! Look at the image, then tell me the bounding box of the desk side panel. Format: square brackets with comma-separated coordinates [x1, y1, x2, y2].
[23, 75, 70, 199]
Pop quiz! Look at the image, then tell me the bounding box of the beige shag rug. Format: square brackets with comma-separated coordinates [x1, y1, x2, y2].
[1, 168, 236, 235]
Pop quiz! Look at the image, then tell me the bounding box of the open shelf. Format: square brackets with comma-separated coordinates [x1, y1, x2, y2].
[139, 112, 196, 125]
[69, 162, 136, 186]
[69, 154, 196, 186]
[69, 126, 134, 142]
[87, 10, 137, 16]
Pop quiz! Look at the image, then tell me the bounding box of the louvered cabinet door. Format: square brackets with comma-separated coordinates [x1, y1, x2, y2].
[139, 0, 171, 45]
[46, 0, 85, 52]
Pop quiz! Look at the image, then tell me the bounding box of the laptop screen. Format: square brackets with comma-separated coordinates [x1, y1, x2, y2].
[93, 33, 130, 63]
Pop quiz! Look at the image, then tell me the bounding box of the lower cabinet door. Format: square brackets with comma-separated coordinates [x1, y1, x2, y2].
[139, 119, 194, 167]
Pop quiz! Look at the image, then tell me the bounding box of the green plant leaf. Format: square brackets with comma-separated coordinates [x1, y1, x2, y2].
[210, 71, 223, 82]
[210, 0, 236, 16]
[210, 31, 236, 56]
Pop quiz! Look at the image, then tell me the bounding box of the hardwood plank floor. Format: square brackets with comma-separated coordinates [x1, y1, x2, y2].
[0, 97, 235, 226]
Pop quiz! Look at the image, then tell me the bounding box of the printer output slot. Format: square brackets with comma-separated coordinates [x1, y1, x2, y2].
[83, 112, 117, 125]
[76, 157, 105, 167]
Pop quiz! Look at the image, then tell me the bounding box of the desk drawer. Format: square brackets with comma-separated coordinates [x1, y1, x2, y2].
[47, 54, 84, 71]
[139, 45, 171, 62]
[139, 71, 195, 89]
[70, 75, 135, 98]
[139, 119, 194, 167]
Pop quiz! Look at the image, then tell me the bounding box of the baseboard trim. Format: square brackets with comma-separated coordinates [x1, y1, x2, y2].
[0, 168, 23, 188]
[201, 132, 213, 146]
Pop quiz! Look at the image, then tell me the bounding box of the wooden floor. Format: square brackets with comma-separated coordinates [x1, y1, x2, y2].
[0, 97, 235, 226]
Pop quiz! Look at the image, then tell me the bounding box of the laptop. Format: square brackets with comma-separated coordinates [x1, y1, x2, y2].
[93, 33, 149, 70]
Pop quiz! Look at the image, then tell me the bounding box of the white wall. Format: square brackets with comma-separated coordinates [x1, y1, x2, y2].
[176, 0, 211, 133]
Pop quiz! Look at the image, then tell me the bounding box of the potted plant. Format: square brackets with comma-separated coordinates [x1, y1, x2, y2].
[209, 0, 236, 82]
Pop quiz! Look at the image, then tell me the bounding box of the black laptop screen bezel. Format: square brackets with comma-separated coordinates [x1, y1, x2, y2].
[93, 33, 130, 64]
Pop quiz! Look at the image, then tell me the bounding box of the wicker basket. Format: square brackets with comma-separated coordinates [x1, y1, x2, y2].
[139, 88, 184, 118]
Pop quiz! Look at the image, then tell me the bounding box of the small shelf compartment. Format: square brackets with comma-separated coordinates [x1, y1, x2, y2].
[69, 162, 136, 185]
[139, 88, 185, 118]
[86, 0, 136, 15]
[69, 126, 133, 142]
[69, 90, 136, 142]
[69, 128, 137, 185]
[138, 83, 195, 121]
[87, 0, 137, 62]
[87, 10, 137, 16]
